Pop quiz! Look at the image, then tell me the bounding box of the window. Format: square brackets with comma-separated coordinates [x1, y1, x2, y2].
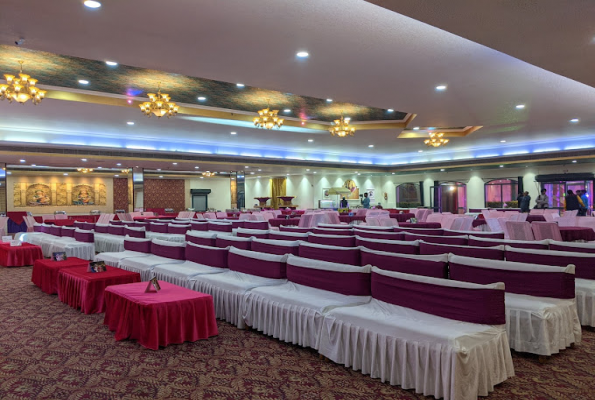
[396, 183, 421, 208]
[484, 179, 517, 208]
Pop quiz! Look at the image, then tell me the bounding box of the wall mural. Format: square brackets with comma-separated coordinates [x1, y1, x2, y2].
[343, 179, 360, 200]
[13, 182, 107, 207]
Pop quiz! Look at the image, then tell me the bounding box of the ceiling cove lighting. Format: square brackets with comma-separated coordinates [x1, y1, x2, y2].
[254, 101, 284, 130]
[387, 109, 394, 112]
[84, 1, 101, 8]
[329, 112, 355, 138]
[424, 132, 449, 147]
[197, 96, 206, 101]
[78, 80, 89, 85]
[140, 83, 179, 118]
[0, 61, 46, 105]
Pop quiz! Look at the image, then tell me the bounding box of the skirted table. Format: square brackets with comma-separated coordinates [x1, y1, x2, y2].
[254, 197, 271, 208]
[58, 266, 141, 314]
[32, 257, 90, 294]
[560, 227, 595, 242]
[338, 215, 366, 224]
[0, 243, 43, 268]
[103, 281, 218, 350]
[269, 217, 300, 227]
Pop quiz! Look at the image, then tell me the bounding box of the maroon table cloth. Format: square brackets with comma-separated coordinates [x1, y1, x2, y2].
[31, 257, 89, 294]
[526, 215, 546, 223]
[338, 215, 366, 224]
[58, 266, 141, 314]
[397, 222, 442, 229]
[0, 243, 43, 267]
[560, 227, 595, 242]
[103, 281, 218, 350]
[389, 213, 416, 222]
[269, 218, 300, 227]
[472, 219, 487, 228]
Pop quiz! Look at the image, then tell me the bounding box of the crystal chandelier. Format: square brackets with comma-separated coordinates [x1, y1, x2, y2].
[329, 112, 355, 137]
[139, 83, 179, 118]
[77, 168, 94, 173]
[0, 61, 46, 105]
[202, 171, 216, 177]
[254, 101, 283, 129]
[424, 132, 449, 147]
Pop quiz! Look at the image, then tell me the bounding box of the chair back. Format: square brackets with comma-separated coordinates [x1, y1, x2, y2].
[531, 222, 562, 241]
[425, 213, 443, 224]
[557, 215, 578, 227]
[485, 218, 503, 233]
[505, 221, 535, 241]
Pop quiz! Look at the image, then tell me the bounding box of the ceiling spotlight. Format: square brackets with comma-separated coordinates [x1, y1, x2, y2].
[572, 160, 577, 163]
[84, 0, 101, 8]
[499, 165, 504, 168]
[435, 85, 447, 91]
[81, 158, 87, 162]
[306, 169, 310, 171]
[195, 166, 199, 169]
[387, 109, 394, 112]
[308, 139, 314, 142]
[413, 127, 420, 130]
[200, 177, 204, 179]
[31, 164, 36, 167]
[500, 140, 506, 143]
[418, 150, 423, 153]
[105, 61, 118, 66]
[570, 118, 580, 123]
[368, 145, 374, 148]
[313, 171, 317, 174]
[78, 80, 89, 85]
[284, 109, 291, 113]
[326, 99, 333, 102]
[515, 104, 525, 109]
[159, 175, 163, 178]
[258, 169, 262, 172]
[440, 169, 445, 172]
[63, 173, 68, 176]
[286, 174, 290, 176]
[127, 121, 135, 125]
[197, 96, 206, 101]
[296, 51, 309, 58]
[250, 172, 254, 175]
[116, 163, 121, 166]
[114, 174, 119, 177]
[236, 83, 245, 88]
[157, 168, 161, 171]
[19, 159, 25, 162]
[172, 162, 177, 165]
[230, 131, 237, 135]
[257, 176, 261, 178]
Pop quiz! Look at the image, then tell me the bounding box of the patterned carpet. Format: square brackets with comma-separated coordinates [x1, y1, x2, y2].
[1, 266, 594, 400]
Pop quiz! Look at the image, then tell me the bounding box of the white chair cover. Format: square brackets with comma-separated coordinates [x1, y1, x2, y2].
[505, 221, 535, 241]
[531, 222, 562, 241]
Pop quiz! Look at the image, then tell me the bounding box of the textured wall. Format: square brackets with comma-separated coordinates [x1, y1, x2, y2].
[112, 178, 129, 212]
[144, 179, 186, 212]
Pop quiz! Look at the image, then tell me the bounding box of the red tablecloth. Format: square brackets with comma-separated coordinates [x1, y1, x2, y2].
[526, 215, 546, 222]
[390, 213, 416, 222]
[269, 218, 300, 227]
[398, 222, 442, 229]
[338, 215, 366, 223]
[58, 266, 141, 314]
[31, 257, 91, 294]
[6, 211, 28, 225]
[560, 227, 595, 242]
[0, 243, 43, 268]
[103, 281, 218, 350]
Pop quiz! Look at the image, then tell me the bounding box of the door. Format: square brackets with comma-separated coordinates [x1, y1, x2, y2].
[192, 195, 208, 212]
[431, 183, 467, 213]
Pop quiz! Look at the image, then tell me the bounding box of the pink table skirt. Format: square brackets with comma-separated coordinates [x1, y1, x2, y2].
[32, 257, 90, 294]
[560, 227, 595, 242]
[0, 243, 43, 268]
[58, 266, 141, 314]
[103, 281, 218, 350]
[269, 218, 300, 227]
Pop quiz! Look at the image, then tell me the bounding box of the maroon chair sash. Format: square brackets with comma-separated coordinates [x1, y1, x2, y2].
[549, 243, 595, 254]
[151, 242, 185, 260]
[108, 225, 125, 236]
[352, 226, 394, 232]
[371, 271, 505, 325]
[150, 223, 169, 233]
[73, 221, 85, 229]
[360, 250, 447, 278]
[287, 263, 371, 296]
[468, 237, 548, 250]
[419, 242, 505, 260]
[236, 229, 269, 239]
[269, 231, 310, 240]
[74, 231, 94, 243]
[308, 234, 356, 247]
[505, 250, 595, 280]
[395, 227, 444, 236]
[251, 240, 300, 256]
[95, 224, 109, 233]
[49, 226, 61, 236]
[124, 239, 152, 253]
[228, 250, 286, 279]
[185, 232, 217, 247]
[61, 227, 75, 238]
[208, 222, 233, 233]
[190, 222, 209, 231]
[82, 222, 95, 231]
[168, 224, 191, 234]
[449, 262, 575, 299]
[446, 230, 505, 239]
[313, 227, 354, 236]
[34, 225, 43, 232]
[124, 227, 146, 238]
[353, 230, 404, 241]
[279, 226, 313, 233]
[186, 243, 228, 268]
[216, 236, 251, 250]
[231, 221, 246, 229]
[41, 225, 51, 234]
[298, 244, 360, 266]
[244, 221, 269, 230]
[403, 233, 467, 246]
[356, 237, 419, 255]
[110, 220, 124, 225]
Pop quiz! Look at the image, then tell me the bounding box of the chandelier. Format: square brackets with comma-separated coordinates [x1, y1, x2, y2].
[139, 83, 179, 118]
[202, 171, 216, 177]
[0, 61, 46, 105]
[254, 101, 283, 129]
[329, 112, 355, 137]
[77, 168, 94, 173]
[424, 132, 449, 147]
[120, 169, 129, 174]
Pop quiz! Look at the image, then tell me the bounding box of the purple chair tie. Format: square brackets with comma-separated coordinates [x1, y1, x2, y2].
[356, 238, 419, 255]
[419, 242, 504, 260]
[298, 245, 360, 266]
[124, 239, 151, 253]
[190, 222, 209, 231]
[95, 225, 109, 233]
[185, 233, 217, 247]
[168, 224, 190, 234]
[468, 237, 548, 250]
[505, 250, 595, 280]
[150, 223, 168, 233]
[354, 230, 405, 241]
[231, 221, 246, 229]
[74, 231, 94, 243]
[228, 252, 286, 279]
[550, 243, 595, 254]
[151, 242, 185, 260]
[216, 237, 251, 250]
[308, 235, 356, 247]
[82, 222, 95, 231]
[49, 226, 61, 236]
[287, 263, 370, 296]
[41, 225, 51, 234]
[244, 221, 269, 230]
[108, 225, 125, 236]
[61, 228, 75, 238]
[237, 231, 269, 239]
[207, 223, 233, 233]
[124, 227, 146, 238]
[251, 241, 300, 256]
[313, 228, 354, 236]
[34, 225, 43, 232]
[186, 244, 228, 268]
[360, 251, 447, 278]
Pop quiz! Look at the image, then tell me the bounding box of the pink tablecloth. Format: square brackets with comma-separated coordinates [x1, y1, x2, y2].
[103, 281, 218, 350]
[560, 227, 595, 242]
[58, 266, 141, 314]
[31, 257, 90, 294]
[269, 218, 300, 227]
[0, 243, 43, 268]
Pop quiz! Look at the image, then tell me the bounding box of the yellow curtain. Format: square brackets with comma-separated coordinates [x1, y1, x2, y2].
[270, 177, 286, 209]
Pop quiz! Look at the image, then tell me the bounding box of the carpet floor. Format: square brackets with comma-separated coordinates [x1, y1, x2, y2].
[1, 266, 594, 399]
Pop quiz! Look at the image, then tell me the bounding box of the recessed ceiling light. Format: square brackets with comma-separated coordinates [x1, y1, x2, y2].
[97, 167, 102, 169]
[306, 169, 310, 172]
[157, 168, 161, 171]
[114, 174, 119, 177]
[257, 176, 261, 178]
[387, 109, 394, 112]
[308, 139, 314, 143]
[116, 163, 121, 166]
[31, 164, 36, 167]
[236, 83, 245, 88]
[195, 166, 199, 169]
[230, 131, 237, 135]
[200, 177, 204, 179]
[250, 172, 254, 175]
[84, 0, 101, 8]
[105, 61, 118, 66]
[286, 174, 290, 176]
[63, 173, 68, 176]
[440, 168, 445, 172]
[313, 171, 317, 174]
[570, 118, 580, 123]
[572, 160, 577, 163]
[418, 150, 423, 153]
[296, 51, 309, 58]
[19, 159, 25, 162]
[515, 104, 525, 109]
[197, 96, 206, 101]
[500, 140, 506, 143]
[357, 173, 361, 176]
[172, 162, 177, 165]
[284, 109, 291, 113]
[326, 99, 333, 102]
[159, 175, 163, 178]
[435, 85, 447, 91]
[499, 165, 504, 168]
[127, 121, 134, 125]
[344, 117, 351, 121]
[258, 169, 262, 172]
[413, 127, 420, 130]
[391, 172, 395, 175]
[78, 80, 89, 85]
[127, 100, 133, 104]
[368, 145, 374, 148]
[81, 158, 87, 162]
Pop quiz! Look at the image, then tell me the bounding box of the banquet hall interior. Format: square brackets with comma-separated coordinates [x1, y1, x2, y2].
[1, 1, 595, 399]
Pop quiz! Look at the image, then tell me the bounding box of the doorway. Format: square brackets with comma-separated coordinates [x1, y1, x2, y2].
[541, 181, 592, 212]
[430, 182, 467, 214]
[190, 189, 211, 212]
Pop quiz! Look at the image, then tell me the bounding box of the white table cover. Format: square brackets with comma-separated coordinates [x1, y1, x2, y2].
[576, 278, 595, 327]
[118, 255, 185, 281]
[94, 250, 152, 267]
[94, 233, 126, 253]
[49, 241, 95, 261]
[145, 232, 186, 242]
[152, 261, 227, 288]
